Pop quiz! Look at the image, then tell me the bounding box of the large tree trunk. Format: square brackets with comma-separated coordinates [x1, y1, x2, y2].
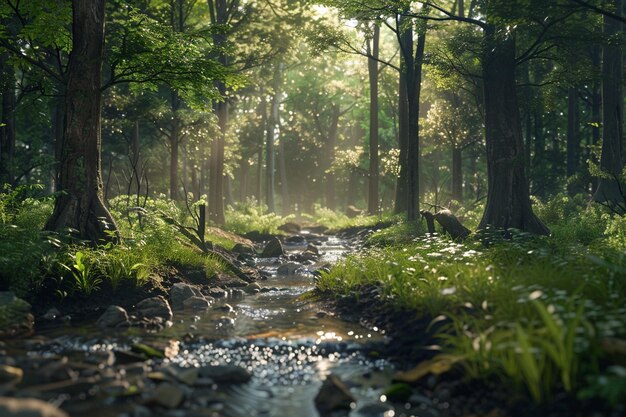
[452, 146, 463, 202]
[208, 0, 228, 224]
[477, 27, 549, 235]
[594, 0, 624, 204]
[367, 24, 380, 215]
[0, 57, 15, 186]
[46, 0, 118, 243]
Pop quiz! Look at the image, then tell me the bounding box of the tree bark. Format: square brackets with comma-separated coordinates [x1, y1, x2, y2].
[325, 106, 340, 210]
[208, 0, 228, 224]
[46, 0, 119, 243]
[452, 146, 463, 202]
[594, 0, 624, 204]
[266, 62, 283, 213]
[367, 24, 380, 215]
[394, 50, 409, 214]
[477, 27, 549, 235]
[566, 86, 580, 194]
[0, 57, 15, 186]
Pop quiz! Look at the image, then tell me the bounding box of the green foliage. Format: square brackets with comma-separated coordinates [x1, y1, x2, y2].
[225, 198, 294, 235]
[303, 205, 397, 232]
[318, 194, 626, 406]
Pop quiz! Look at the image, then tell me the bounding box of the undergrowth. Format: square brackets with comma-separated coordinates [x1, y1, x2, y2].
[318, 194, 626, 409]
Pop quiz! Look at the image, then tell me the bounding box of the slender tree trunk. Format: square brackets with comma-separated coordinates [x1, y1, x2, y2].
[406, 26, 426, 221]
[452, 147, 463, 202]
[594, 0, 624, 204]
[266, 63, 283, 213]
[394, 53, 409, 214]
[278, 134, 290, 214]
[367, 24, 380, 214]
[46, 0, 118, 242]
[325, 107, 340, 210]
[170, 126, 179, 201]
[0, 58, 15, 186]
[566, 86, 580, 194]
[240, 158, 249, 202]
[478, 27, 549, 235]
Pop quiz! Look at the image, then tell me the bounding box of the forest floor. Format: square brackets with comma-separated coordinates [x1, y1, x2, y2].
[1, 194, 626, 416]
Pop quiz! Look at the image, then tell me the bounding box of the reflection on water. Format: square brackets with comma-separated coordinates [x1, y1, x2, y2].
[31, 235, 400, 417]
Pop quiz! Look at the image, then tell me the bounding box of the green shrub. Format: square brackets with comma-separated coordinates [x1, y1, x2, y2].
[225, 197, 293, 234]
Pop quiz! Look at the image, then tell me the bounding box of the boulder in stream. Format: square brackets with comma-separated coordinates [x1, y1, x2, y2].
[314, 374, 356, 415]
[170, 283, 203, 310]
[261, 237, 285, 258]
[96, 305, 129, 328]
[197, 364, 251, 384]
[0, 397, 68, 417]
[135, 296, 173, 321]
[232, 243, 256, 256]
[183, 296, 213, 311]
[0, 292, 34, 337]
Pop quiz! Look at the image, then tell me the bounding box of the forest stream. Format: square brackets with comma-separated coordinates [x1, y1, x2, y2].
[0, 233, 425, 417]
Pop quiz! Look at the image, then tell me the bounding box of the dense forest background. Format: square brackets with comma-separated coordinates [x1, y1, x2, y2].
[1, 0, 624, 237]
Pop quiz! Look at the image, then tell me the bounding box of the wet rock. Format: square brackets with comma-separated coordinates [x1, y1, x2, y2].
[42, 308, 61, 321]
[314, 374, 356, 415]
[214, 316, 236, 329]
[197, 365, 251, 384]
[357, 403, 393, 417]
[207, 288, 227, 299]
[277, 263, 302, 275]
[230, 289, 245, 299]
[260, 237, 285, 258]
[213, 304, 234, 314]
[0, 397, 68, 417]
[136, 296, 173, 321]
[114, 350, 148, 365]
[208, 272, 249, 288]
[96, 305, 129, 328]
[278, 222, 301, 234]
[183, 296, 213, 311]
[150, 382, 185, 409]
[170, 283, 203, 310]
[0, 292, 34, 337]
[244, 282, 261, 294]
[232, 243, 256, 256]
[0, 364, 23, 387]
[285, 235, 306, 245]
[306, 244, 320, 255]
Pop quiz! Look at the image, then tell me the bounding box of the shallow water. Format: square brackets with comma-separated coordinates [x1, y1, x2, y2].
[17, 236, 403, 417]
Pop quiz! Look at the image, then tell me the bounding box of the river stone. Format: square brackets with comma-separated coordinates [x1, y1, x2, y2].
[96, 305, 129, 328]
[260, 237, 284, 258]
[314, 374, 356, 415]
[136, 296, 173, 321]
[277, 263, 302, 275]
[0, 292, 34, 337]
[0, 397, 69, 417]
[231, 243, 255, 256]
[197, 365, 251, 384]
[0, 364, 23, 387]
[42, 308, 61, 321]
[306, 244, 319, 255]
[183, 296, 213, 311]
[278, 222, 301, 234]
[170, 283, 203, 310]
[151, 382, 185, 409]
[208, 272, 249, 288]
[244, 282, 261, 294]
[208, 287, 227, 299]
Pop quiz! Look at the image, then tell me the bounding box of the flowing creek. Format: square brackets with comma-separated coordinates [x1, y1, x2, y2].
[2, 235, 415, 417]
